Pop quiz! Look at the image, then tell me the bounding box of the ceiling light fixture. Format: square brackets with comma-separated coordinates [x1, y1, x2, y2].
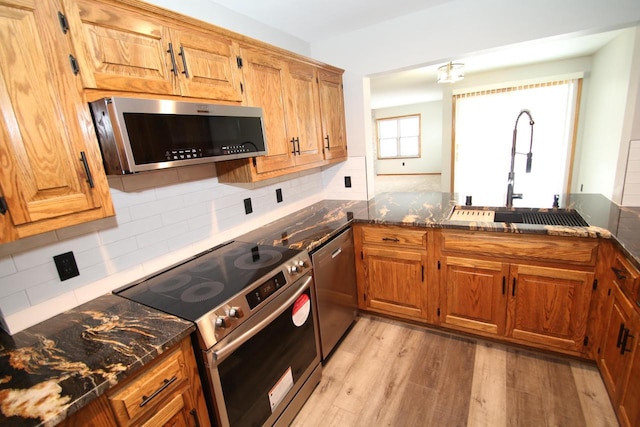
[437, 62, 465, 84]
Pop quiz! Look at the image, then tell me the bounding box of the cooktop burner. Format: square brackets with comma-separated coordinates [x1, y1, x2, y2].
[115, 240, 303, 321]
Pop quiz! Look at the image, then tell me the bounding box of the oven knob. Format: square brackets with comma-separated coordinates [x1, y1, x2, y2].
[290, 264, 300, 274]
[228, 307, 243, 319]
[296, 259, 308, 268]
[215, 316, 228, 329]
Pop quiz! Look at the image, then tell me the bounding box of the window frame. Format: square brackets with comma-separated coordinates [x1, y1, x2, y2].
[376, 114, 422, 160]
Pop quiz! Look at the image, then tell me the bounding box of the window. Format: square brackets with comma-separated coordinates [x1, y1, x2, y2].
[453, 80, 581, 207]
[377, 115, 421, 159]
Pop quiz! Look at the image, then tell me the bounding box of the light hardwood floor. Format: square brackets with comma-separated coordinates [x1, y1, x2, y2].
[292, 314, 619, 427]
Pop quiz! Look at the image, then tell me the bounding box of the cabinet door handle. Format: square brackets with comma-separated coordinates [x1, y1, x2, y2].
[620, 329, 634, 355]
[617, 323, 626, 348]
[139, 375, 178, 407]
[190, 408, 201, 427]
[324, 135, 330, 151]
[502, 277, 506, 295]
[382, 237, 399, 242]
[291, 138, 297, 155]
[511, 278, 516, 296]
[178, 45, 190, 78]
[611, 267, 628, 280]
[79, 151, 94, 188]
[167, 43, 179, 76]
[295, 137, 301, 154]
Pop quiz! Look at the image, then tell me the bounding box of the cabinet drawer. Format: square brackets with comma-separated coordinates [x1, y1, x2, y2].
[108, 345, 186, 426]
[361, 225, 427, 249]
[440, 231, 598, 266]
[612, 252, 640, 298]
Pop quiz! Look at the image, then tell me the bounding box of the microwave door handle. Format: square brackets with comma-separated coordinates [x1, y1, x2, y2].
[212, 275, 312, 364]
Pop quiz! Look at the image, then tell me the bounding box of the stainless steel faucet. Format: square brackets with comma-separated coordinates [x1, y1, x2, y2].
[506, 109, 534, 207]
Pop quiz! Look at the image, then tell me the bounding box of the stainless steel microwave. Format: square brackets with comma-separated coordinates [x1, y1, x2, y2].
[89, 97, 267, 174]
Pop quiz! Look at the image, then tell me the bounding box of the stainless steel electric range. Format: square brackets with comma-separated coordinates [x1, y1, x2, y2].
[115, 240, 322, 427]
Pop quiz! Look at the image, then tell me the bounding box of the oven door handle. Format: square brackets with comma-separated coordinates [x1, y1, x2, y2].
[212, 275, 313, 364]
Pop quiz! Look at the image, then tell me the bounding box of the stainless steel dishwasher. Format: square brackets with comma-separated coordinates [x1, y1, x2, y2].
[311, 227, 358, 360]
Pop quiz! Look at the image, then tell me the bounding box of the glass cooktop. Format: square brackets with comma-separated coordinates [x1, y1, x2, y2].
[115, 241, 302, 321]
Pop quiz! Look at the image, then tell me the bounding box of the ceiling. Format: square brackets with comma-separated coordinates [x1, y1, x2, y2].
[209, 0, 454, 43]
[208, 0, 626, 108]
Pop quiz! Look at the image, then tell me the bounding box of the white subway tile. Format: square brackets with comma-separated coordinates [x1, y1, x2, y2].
[1, 292, 79, 334]
[0, 257, 17, 277]
[0, 262, 58, 298]
[0, 291, 30, 316]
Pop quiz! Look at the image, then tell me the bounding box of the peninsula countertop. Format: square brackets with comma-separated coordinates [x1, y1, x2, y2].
[238, 192, 640, 268]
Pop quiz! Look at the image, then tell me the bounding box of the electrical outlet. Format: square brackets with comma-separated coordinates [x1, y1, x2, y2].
[54, 251, 79, 281]
[344, 176, 352, 188]
[276, 188, 283, 203]
[244, 198, 253, 214]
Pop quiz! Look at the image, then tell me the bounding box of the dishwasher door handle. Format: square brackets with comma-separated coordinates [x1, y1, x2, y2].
[331, 248, 343, 258]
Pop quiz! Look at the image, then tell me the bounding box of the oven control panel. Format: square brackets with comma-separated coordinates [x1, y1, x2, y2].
[195, 252, 312, 349]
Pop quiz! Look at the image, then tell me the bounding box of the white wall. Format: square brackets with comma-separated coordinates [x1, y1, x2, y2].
[310, 0, 640, 193]
[372, 102, 443, 175]
[574, 28, 639, 201]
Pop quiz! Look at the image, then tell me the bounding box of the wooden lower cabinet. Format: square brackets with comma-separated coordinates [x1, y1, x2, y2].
[506, 264, 594, 352]
[59, 337, 210, 427]
[354, 224, 428, 321]
[440, 256, 508, 335]
[598, 282, 639, 427]
[619, 327, 640, 427]
[438, 230, 597, 356]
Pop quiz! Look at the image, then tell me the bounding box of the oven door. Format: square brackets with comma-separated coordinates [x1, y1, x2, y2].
[205, 273, 321, 427]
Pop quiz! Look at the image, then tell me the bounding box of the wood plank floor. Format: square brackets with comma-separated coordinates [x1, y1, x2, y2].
[292, 314, 619, 427]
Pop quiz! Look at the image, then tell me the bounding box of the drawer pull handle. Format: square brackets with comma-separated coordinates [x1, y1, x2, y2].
[611, 267, 628, 280]
[382, 237, 400, 242]
[139, 376, 178, 407]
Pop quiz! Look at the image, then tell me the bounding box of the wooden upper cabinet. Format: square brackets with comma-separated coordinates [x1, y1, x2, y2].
[286, 60, 324, 166]
[240, 46, 296, 173]
[169, 28, 242, 101]
[62, 0, 243, 102]
[506, 264, 594, 352]
[0, 0, 114, 243]
[318, 69, 347, 161]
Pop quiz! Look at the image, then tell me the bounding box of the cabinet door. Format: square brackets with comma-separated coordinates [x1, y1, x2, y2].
[240, 47, 295, 173]
[318, 69, 347, 161]
[362, 246, 425, 319]
[441, 256, 509, 335]
[506, 264, 593, 352]
[169, 28, 243, 101]
[0, 0, 113, 242]
[286, 61, 324, 166]
[63, 0, 175, 94]
[618, 314, 640, 427]
[599, 283, 637, 404]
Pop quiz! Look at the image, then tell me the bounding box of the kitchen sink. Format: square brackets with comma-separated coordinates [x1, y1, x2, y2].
[449, 207, 589, 227]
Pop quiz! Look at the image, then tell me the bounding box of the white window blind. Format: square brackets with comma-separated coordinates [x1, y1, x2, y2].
[453, 80, 580, 207]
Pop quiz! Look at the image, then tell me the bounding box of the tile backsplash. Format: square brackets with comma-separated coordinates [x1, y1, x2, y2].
[0, 157, 367, 334]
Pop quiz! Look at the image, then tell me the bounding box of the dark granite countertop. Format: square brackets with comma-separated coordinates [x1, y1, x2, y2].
[0, 294, 194, 427]
[238, 192, 640, 269]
